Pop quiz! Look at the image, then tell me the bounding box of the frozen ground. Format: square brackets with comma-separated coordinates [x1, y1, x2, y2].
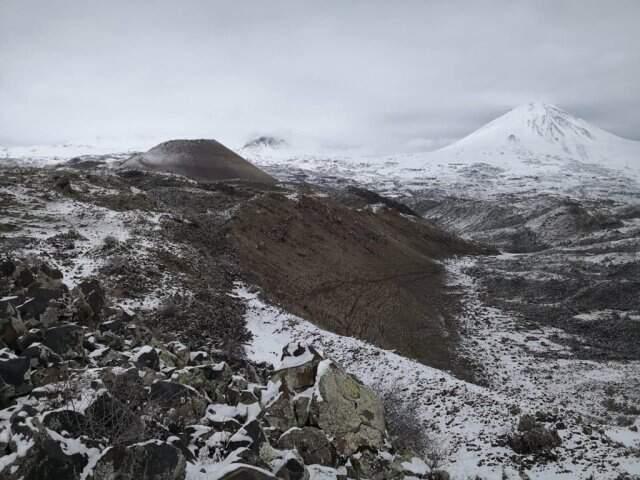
[0, 170, 185, 305]
[238, 275, 640, 480]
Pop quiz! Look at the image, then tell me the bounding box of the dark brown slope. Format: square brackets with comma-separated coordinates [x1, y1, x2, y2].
[231, 192, 492, 378]
[121, 139, 275, 184]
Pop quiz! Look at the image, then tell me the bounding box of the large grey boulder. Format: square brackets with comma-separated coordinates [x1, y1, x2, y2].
[311, 360, 386, 456]
[263, 343, 387, 458]
[271, 343, 323, 392]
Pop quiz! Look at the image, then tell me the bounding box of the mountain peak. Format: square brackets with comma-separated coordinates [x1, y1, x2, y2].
[516, 101, 565, 114]
[454, 101, 605, 155]
[432, 102, 640, 172]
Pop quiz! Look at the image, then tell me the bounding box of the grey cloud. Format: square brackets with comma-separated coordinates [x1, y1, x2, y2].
[1, 0, 639, 151]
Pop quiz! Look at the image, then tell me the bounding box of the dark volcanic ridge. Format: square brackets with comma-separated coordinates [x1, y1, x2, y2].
[121, 138, 276, 184]
[232, 190, 491, 378]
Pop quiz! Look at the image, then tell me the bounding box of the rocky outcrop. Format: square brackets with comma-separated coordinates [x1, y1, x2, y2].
[0, 260, 420, 480]
[263, 342, 388, 468]
[313, 360, 386, 456]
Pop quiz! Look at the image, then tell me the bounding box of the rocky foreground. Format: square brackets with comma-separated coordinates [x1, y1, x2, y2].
[0, 162, 473, 480]
[1, 256, 443, 479]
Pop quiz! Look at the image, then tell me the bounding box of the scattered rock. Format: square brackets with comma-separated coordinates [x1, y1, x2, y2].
[133, 345, 160, 371]
[0, 355, 31, 406]
[278, 427, 336, 466]
[93, 441, 186, 480]
[171, 362, 232, 401]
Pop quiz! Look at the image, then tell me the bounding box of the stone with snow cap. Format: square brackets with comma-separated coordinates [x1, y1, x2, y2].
[2, 407, 91, 480]
[264, 343, 387, 458]
[227, 419, 266, 452]
[205, 402, 259, 428]
[274, 452, 309, 480]
[272, 342, 323, 392]
[216, 463, 278, 480]
[133, 345, 160, 370]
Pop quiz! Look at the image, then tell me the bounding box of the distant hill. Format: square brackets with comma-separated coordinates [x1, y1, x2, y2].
[120, 139, 275, 183]
[242, 135, 287, 150]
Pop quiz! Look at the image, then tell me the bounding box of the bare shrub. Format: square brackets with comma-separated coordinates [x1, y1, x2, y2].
[374, 383, 448, 472]
[52, 373, 147, 447]
[508, 414, 561, 454]
[616, 415, 636, 427]
[102, 235, 120, 251]
[602, 397, 640, 415]
[150, 289, 250, 352]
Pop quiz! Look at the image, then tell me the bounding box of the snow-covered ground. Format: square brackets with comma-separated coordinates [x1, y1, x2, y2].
[0, 174, 184, 305]
[0, 139, 152, 166]
[237, 274, 640, 480]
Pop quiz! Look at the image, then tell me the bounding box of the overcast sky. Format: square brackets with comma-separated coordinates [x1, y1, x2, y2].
[1, 1, 639, 152]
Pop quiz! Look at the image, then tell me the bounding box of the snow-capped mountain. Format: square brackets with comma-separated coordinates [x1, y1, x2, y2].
[408, 102, 640, 177]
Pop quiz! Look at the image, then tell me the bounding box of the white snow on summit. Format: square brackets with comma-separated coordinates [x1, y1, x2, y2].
[405, 102, 640, 177]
